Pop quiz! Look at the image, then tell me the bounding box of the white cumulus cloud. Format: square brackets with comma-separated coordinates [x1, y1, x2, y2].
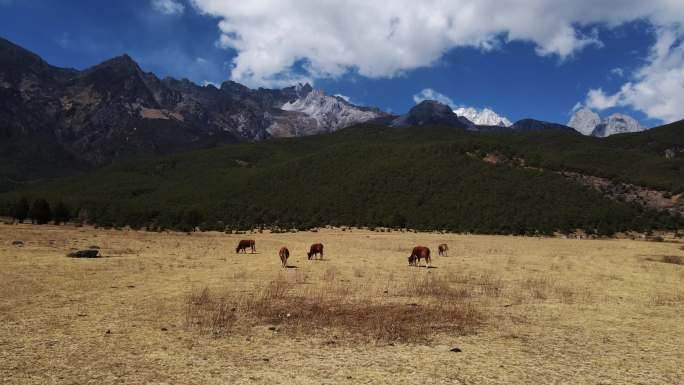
[585, 88, 622, 110]
[610, 67, 625, 77]
[152, 0, 185, 15]
[584, 26, 684, 123]
[413, 89, 455, 107]
[190, 1, 684, 121]
[190, 0, 684, 88]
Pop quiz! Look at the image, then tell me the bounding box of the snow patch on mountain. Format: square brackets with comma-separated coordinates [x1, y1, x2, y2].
[453, 107, 512, 127]
[281, 90, 383, 131]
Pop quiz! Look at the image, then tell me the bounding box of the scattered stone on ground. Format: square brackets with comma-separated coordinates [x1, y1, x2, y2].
[67, 249, 100, 258]
[11, 240, 23, 246]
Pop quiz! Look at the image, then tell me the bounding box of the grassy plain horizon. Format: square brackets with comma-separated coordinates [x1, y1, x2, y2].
[1, 224, 683, 384]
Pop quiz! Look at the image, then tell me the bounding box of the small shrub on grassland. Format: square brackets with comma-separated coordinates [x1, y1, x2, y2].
[185, 288, 237, 337]
[662, 255, 683, 265]
[650, 291, 684, 306]
[185, 274, 482, 343]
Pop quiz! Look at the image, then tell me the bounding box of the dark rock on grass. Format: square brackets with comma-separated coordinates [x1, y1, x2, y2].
[662, 255, 683, 265]
[12, 241, 23, 246]
[67, 249, 100, 258]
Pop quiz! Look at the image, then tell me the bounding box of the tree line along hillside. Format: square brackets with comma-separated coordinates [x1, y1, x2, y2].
[0, 123, 682, 234]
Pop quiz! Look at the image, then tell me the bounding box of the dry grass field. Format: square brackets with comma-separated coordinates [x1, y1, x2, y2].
[1, 224, 683, 384]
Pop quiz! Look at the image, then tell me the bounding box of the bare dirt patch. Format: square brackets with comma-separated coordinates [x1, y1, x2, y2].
[187, 273, 482, 344]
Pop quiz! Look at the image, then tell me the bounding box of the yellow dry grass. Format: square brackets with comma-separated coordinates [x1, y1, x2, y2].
[1, 223, 683, 384]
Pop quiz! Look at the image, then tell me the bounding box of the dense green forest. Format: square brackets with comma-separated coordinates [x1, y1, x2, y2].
[1, 123, 683, 234]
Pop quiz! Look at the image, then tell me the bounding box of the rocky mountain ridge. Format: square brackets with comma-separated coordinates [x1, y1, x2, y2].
[453, 106, 512, 127]
[568, 107, 645, 137]
[0, 37, 385, 167]
[393, 101, 580, 134]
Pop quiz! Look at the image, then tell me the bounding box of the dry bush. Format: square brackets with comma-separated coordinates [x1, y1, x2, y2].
[554, 286, 577, 304]
[232, 270, 247, 280]
[187, 274, 482, 344]
[521, 277, 552, 300]
[260, 274, 293, 299]
[293, 270, 308, 284]
[403, 271, 505, 299]
[476, 273, 505, 297]
[245, 293, 480, 343]
[662, 255, 683, 265]
[650, 291, 684, 306]
[402, 273, 471, 301]
[323, 267, 337, 282]
[185, 288, 237, 337]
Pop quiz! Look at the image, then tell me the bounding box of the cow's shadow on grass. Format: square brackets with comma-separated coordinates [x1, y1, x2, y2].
[285, 265, 298, 269]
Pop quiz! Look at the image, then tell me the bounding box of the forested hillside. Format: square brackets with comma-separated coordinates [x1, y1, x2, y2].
[1, 123, 682, 234]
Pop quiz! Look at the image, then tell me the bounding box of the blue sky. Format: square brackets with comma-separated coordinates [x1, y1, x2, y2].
[2, 0, 683, 127]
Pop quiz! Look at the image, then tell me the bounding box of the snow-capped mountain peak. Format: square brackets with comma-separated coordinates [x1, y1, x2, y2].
[453, 106, 512, 127]
[280, 89, 383, 131]
[592, 113, 644, 137]
[567, 107, 601, 136]
[567, 107, 645, 137]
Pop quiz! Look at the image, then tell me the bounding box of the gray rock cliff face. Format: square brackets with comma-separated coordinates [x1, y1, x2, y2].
[0, 37, 385, 166]
[568, 107, 645, 137]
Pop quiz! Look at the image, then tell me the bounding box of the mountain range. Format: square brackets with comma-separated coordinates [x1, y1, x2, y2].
[0, 38, 672, 204]
[1, 35, 683, 234]
[0, 37, 387, 165]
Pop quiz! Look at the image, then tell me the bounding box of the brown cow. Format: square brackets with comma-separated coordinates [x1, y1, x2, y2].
[438, 243, 449, 257]
[279, 247, 290, 267]
[236, 239, 256, 254]
[409, 246, 431, 268]
[307, 243, 324, 260]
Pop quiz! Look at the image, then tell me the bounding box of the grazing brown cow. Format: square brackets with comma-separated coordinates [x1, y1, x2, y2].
[279, 247, 290, 267]
[236, 239, 256, 254]
[307, 243, 324, 260]
[438, 243, 449, 257]
[409, 246, 431, 268]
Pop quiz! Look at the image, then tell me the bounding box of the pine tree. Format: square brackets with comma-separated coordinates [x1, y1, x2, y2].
[52, 202, 71, 225]
[29, 199, 52, 225]
[11, 197, 30, 223]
